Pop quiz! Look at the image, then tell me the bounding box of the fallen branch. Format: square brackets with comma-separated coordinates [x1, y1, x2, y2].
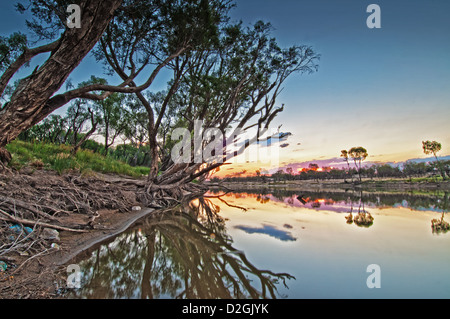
[0, 195, 58, 221]
[217, 197, 248, 212]
[203, 191, 232, 199]
[0, 208, 88, 233]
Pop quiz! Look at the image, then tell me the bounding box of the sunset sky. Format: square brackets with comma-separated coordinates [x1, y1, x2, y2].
[217, 0, 450, 177]
[1, 1, 449, 178]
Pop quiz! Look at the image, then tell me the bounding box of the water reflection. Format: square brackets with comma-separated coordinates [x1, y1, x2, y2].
[209, 189, 449, 231]
[67, 189, 450, 299]
[68, 197, 294, 299]
[234, 224, 297, 241]
[432, 213, 450, 234]
[343, 191, 374, 228]
[211, 189, 450, 210]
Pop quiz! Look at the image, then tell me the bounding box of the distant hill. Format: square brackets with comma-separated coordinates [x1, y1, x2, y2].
[402, 155, 450, 164]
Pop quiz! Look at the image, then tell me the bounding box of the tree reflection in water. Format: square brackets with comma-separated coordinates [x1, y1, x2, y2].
[68, 197, 294, 299]
[344, 191, 374, 228]
[431, 213, 450, 234]
[214, 188, 450, 231]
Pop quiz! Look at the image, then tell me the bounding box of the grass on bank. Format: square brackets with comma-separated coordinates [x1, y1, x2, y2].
[363, 176, 447, 184]
[6, 140, 150, 177]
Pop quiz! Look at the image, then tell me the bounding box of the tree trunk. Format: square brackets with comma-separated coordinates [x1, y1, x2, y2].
[434, 154, 447, 180]
[0, 147, 11, 168]
[0, 0, 122, 162]
[71, 122, 98, 156]
[358, 159, 363, 183]
[346, 162, 354, 184]
[141, 231, 156, 299]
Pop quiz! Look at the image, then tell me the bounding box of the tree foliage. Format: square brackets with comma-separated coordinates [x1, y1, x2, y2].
[1, 0, 320, 207]
[422, 140, 447, 180]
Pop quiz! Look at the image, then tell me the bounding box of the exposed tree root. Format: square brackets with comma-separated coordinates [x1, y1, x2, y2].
[0, 168, 144, 269]
[0, 166, 214, 299]
[138, 182, 209, 208]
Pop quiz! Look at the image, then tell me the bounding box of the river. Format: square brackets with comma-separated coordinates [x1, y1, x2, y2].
[65, 188, 450, 299]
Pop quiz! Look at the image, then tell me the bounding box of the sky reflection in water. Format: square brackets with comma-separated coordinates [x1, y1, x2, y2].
[67, 189, 450, 299]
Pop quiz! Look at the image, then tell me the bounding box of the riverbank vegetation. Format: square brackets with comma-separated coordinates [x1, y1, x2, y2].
[6, 140, 150, 177]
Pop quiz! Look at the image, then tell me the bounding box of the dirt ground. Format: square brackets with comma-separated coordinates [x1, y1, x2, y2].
[0, 167, 154, 299]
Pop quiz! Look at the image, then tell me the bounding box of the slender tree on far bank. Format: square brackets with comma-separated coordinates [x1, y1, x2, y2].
[348, 146, 368, 183]
[340, 150, 353, 183]
[422, 140, 447, 180]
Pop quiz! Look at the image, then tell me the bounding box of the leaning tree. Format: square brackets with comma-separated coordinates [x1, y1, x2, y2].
[0, 0, 319, 207]
[0, 0, 123, 165]
[113, 20, 320, 207]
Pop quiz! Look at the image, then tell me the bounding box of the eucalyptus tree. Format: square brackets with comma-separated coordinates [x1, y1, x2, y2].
[19, 114, 67, 144]
[0, 0, 123, 165]
[0, 0, 319, 208]
[340, 149, 353, 183]
[422, 140, 447, 180]
[348, 146, 368, 183]
[91, 3, 319, 206]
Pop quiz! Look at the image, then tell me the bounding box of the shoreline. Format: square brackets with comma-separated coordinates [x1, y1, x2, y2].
[0, 202, 155, 299]
[209, 178, 450, 193]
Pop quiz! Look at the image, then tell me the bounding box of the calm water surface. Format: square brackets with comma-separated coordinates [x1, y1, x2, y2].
[66, 189, 450, 299]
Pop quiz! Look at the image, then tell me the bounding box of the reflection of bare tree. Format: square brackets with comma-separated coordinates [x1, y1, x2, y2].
[211, 188, 449, 213]
[68, 197, 293, 299]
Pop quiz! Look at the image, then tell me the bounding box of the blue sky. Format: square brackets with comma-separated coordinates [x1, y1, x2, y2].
[227, 0, 450, 171]
[1, 0, 449, 173]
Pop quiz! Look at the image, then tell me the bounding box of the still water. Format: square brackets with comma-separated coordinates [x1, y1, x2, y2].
[66, 188, 450, 299]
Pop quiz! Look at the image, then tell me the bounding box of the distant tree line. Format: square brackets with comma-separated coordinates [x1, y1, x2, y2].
[212, 160, 450, 183]
[215, 142, 447, 183]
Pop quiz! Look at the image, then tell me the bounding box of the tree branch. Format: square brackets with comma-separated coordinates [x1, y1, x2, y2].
[0, 39, 61, 97]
